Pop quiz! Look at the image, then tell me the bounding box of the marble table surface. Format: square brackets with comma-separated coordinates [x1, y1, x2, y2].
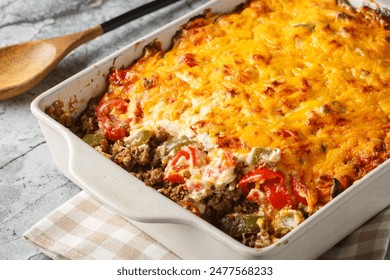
[0, 0, 208, 260]
[0, 0, 389, 260]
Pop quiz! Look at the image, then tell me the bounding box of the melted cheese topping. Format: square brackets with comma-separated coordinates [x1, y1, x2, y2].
[102, 0, 390, 208]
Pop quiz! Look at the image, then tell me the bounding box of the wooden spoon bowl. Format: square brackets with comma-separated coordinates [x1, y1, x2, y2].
[0, 27, 102, 101]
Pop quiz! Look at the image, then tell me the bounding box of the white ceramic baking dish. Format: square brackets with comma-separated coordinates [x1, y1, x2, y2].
[31, 0, 390, 259]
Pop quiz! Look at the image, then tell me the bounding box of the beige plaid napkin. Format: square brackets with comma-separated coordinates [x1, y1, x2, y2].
[24, 191, 390, 260]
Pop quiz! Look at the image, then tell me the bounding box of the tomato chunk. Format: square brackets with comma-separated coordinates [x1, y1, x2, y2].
[164, 173, 186, 184]
[263, 184, 293, 210]
[96, 98, 131, 141]
[238, 167, 284, 194]
[239, 167, 284, 186]
[238, 167, 294, 210]
[109, 68, 132, 85]
[180, 53, 197, 67]
[164, 146, 206, 184]
[290, 176, 308, 206]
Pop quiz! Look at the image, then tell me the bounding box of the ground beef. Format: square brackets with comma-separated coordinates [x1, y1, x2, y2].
[79, 113, 97, 134]
[45, 97, 100, 137]
[45, 100, 75, 129]
[203, 188, 242, 223]
[158, 184, 189, 203]
[98, 138, 111, 154]
[232, 199, 259, 214]
[154, 127, 170, 143]
[130, 144, 151, 166]
[111, 141, 135, 171]
[141, 167, 165, 186]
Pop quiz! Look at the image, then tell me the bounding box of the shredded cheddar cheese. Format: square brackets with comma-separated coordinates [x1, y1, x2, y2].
[99, 0, 389, 214]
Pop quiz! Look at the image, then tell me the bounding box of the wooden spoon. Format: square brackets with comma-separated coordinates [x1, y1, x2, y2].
[0, 0, 182, 101]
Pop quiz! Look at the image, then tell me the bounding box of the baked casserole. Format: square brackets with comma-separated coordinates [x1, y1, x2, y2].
[47, 0, 390, 248]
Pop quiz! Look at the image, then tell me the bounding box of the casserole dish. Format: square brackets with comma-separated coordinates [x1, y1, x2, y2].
[31, 0, 390, 259]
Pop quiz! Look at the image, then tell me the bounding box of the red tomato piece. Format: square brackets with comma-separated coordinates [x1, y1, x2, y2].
[180, 53, 197, 67]
[263, 184, 294, 210]
[290, 176, 308, 206]
[96, 98, 131, 141]
[238, 167, 285, 194]
[164, 146, 205, 184]
[164, 173, 185, 184]
[170, 146, 197, 171]
[238, 167, 294, 210]
[109, 69, 129, 85]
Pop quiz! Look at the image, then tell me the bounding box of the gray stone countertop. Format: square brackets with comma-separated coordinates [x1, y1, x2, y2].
[0, 0, 389, 260]
[0, 0, 208, 260]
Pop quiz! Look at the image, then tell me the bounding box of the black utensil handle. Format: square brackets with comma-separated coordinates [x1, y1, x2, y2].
[100, 0, 182, 33]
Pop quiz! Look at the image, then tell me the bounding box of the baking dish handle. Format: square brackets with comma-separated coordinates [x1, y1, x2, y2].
[66, 133, 192, 225]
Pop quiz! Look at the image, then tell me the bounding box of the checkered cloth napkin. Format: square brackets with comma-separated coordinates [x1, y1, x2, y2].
[24, 191, 390, 260]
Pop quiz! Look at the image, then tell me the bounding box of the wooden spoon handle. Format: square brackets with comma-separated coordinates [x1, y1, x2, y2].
[62, 0, 183, 50]
[100, 0, 182, 33]
[50, 0, 183, 58]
